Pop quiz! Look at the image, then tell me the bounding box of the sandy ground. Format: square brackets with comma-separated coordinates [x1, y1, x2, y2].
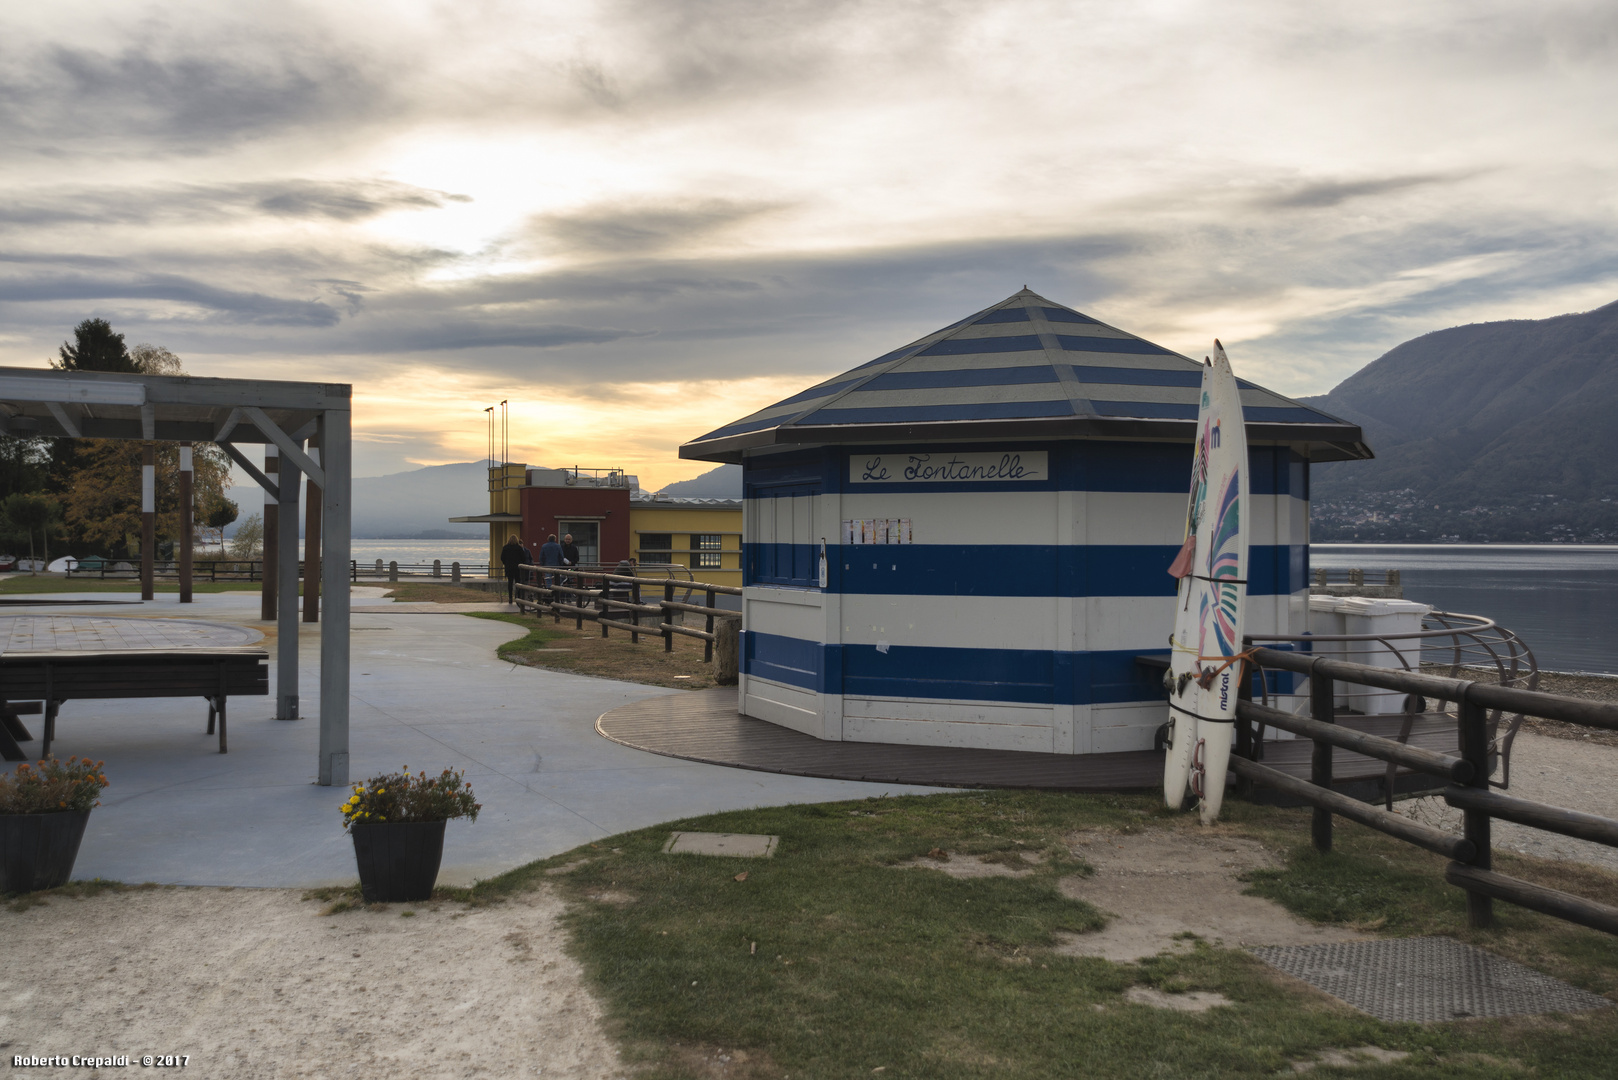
[1401, 730, 1618, 873]
[1055, 830, 1368, 962]
[1, 887, 625, 1080]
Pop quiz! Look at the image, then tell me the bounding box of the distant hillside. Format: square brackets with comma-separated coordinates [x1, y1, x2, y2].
[659, 464, 741, 498]
[228, 461, 489, 539]
[1305, 299, 1618, 542]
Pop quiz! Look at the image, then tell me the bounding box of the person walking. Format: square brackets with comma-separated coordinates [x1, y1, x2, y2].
[500, 535, 529, 604]
[538, 533, 564, 586]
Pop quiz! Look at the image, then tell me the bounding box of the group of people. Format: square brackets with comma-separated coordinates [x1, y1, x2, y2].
[499, 532, 580, 603]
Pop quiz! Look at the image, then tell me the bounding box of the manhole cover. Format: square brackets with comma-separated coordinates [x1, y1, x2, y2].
[663, 832, 778, 858]
[1252, 937, 1612, 1023]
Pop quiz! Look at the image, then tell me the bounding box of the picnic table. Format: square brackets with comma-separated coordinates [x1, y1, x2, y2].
[0, 616, 270, 761]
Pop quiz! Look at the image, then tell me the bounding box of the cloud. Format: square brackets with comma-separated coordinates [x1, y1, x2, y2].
[1254, 173, 1469, 211]
[527, 198, 789, 255]
[0, 271, 340, 327]
[0, 179, 472, 229]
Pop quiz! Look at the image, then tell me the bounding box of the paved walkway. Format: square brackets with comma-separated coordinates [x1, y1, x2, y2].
[0, 613, 263, 651]
[0, 588, 941, 888]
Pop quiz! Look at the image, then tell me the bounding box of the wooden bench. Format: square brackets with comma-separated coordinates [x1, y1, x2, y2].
[0, 648, 270, 760]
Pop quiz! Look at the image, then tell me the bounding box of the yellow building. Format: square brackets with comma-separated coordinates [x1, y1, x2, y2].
[452, 464, 740, 589]
[629, 494, 742, 590]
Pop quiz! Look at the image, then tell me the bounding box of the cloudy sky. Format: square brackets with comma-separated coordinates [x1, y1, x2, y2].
[3, 0, 1616, 489]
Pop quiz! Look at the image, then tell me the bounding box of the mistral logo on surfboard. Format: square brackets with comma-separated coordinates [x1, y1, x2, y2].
[851, 451, 1048, 484]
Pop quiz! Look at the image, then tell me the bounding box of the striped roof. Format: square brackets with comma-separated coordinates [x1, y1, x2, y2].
[681, 289, 1370, 463]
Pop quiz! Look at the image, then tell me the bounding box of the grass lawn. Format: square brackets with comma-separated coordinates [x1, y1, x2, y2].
[380, 581, 503, 604]
[468, 609, 727, 689]
[443, 789, 1618, 1079]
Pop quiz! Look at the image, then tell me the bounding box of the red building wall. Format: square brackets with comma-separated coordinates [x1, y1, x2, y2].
[520, 485, 633, 564]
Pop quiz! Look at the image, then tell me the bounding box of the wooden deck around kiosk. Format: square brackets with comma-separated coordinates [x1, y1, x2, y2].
[596, 689, 1467, 797]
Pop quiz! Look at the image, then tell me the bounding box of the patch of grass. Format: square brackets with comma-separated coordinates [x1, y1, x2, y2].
[459, 790, 1618, 1079]
[466, 610, 724, 689]
[0, 575, 257, 595]
[382, 582, 502, 604]
[5, 878, 158, 912]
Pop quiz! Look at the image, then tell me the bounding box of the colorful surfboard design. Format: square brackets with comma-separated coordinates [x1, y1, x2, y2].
[1163, 342, 1249, 822]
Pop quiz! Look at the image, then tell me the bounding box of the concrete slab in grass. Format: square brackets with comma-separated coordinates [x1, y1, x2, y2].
[664, 832, 779, 858]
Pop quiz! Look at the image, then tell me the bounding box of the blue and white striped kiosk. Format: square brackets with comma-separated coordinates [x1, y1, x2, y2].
[680, 289, 1370, 756]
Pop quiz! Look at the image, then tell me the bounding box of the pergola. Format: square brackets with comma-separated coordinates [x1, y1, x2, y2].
[0, 366, 353, 786]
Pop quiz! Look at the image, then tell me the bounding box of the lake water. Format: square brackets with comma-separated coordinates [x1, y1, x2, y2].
[1312, 545, 1618, 675]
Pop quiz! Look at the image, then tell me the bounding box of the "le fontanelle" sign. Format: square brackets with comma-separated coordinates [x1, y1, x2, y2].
[850, 451, 1048, 484]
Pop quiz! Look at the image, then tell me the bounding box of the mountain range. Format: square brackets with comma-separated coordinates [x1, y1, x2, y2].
[1304, 298, 1618, 542]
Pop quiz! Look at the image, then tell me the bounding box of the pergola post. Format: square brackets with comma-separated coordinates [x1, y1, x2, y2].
[140, 443, 155, 600]
[317, 409, 351, 787]
[179, 442, 193, 603]
[261, 445, 278, 620]
[276, 453, 301, 721]
[303, 441, 321, 622]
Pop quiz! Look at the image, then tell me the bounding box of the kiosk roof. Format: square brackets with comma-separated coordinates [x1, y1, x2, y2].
[681, 289, 1371, 464]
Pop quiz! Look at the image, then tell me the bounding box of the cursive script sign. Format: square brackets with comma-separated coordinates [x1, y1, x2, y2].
[850, 451, 1048, 484]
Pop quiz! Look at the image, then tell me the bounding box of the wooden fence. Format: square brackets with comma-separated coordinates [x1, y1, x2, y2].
[513, 566, 741, 665]
[1232, 645, 1618, 935]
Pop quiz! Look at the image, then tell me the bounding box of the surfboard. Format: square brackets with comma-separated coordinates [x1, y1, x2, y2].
[1163, 342, 1249, 822]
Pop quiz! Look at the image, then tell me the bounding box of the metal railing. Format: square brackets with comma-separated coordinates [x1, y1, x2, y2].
[1230, 646, 1618, 936]
[1249, 610, 1538, 790]
[512, 565, 740, 663]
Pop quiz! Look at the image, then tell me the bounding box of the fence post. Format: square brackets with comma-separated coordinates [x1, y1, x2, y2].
[664, 582, 675, 652]
[715, 617, 739, 685]
[630, 579, 641, 644]
[389, 560, 398, 582]
[1234, 653, 1255, 793]
[452, 561, 461, 583]
[1457, 693, 1494, 928]
[1310, 660, 1335, 853]
[433, 559, 441, 579]
[704, 588, 716, 663]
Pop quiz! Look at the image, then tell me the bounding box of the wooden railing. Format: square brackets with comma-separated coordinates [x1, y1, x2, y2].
[1232, 646, 1618, 935]
[66, 559, 365, 583]
[512, 566, 741, 664]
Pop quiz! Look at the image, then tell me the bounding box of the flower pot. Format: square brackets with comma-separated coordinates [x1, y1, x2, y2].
[1, 810, 92, 893]
[350, 819, 447, 903]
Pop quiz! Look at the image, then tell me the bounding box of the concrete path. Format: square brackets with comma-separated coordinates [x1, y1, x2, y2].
[0, 588, 942, 888]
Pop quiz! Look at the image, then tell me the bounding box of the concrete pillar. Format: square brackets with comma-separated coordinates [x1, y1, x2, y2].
[318, 409, 351, 787]
[303, 443, 321, 623]
[276, 452, 301, 720]
[261, 446, 279, 620]
[179, 443, 193, 604]
[140, 443, 155, 600]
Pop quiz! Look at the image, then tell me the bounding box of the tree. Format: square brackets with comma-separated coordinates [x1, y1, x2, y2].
[2, 492, 61, 566]
[230, 513, 264, 559]
[53, 318, 138, 373]
[50, 335, 236, 557]
[202, 495, 240, 553]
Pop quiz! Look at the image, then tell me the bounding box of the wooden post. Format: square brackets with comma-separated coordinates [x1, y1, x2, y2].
[704, 589, 716, 663]
[276, 456, 301, 721]
[715, 617, 739, 685]
[303, 443, 321, 622]
[178, 443, 193, 603]
[629, 579, 641, 643]
[1310, 661, 1335, 853]
[261, 446, 278, 620]
[1458, 694, 1494, 928]
[140, 443, 155, 600]
[663, 582, 675, 652]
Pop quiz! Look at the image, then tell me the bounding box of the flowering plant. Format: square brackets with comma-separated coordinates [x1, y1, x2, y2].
[0, 757, 111, 815]
[341, 767, 480, 830]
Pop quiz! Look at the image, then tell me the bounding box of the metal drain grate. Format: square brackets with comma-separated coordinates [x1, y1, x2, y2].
[1251, 937, 1613, 1024]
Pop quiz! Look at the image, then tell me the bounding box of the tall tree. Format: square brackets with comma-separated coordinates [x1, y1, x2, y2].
[54, 318, 138, 373]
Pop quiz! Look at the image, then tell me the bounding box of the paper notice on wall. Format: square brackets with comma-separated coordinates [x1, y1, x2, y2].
[876, 518, 890, 544]
[842, 519, 855, 545]
[900, 519, 912, 544]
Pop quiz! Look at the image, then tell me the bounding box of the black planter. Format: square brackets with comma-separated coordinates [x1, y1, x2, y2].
[1, 810, 92, 893]
[350, 819, 447, 902]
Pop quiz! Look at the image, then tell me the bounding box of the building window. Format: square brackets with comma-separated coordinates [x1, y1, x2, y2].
[639, 533, 673, 564]
[692, 534, 723, 569]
